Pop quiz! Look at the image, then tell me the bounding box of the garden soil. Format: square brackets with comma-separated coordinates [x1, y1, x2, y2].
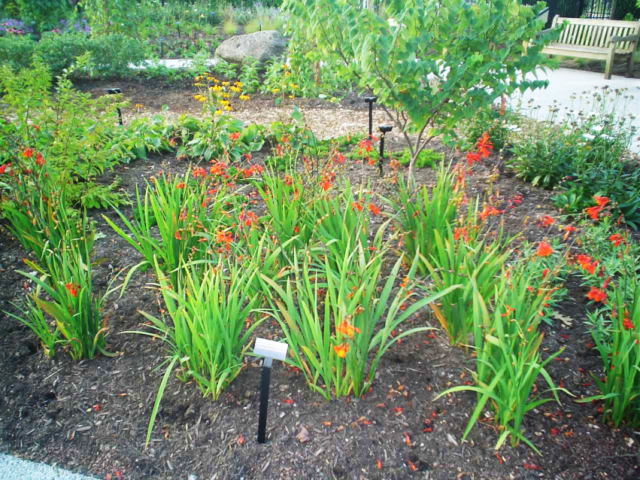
[0, 82, 639, 479]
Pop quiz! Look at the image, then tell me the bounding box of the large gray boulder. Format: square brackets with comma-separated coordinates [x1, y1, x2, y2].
[215, 30, 287, 65]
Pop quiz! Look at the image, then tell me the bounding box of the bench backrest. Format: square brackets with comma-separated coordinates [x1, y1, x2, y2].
[551, 16, 640, 51]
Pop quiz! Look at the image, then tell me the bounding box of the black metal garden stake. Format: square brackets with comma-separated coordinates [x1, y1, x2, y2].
[364, 97, 377, 138]
[105, 88, 123, 125]
[378, 125, 393, 176]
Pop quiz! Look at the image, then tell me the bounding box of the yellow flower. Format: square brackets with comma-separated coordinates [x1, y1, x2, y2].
[230, 86, 241, 93]
[194, 76, 203, 81]
[207, 76, 216, 82]
[222, 81, 230, 86]
[224, 105, 232, 111]
[234, 81, 243, 87]
[281, 64, 289, 70]
[290, 83, 299, 89]
[272, 88, 280, 94]
[197, 96, 206, 102]
[212, 85, 223, 92]
[219, 99, 230, 106]
[289, 95, 294, 99]
[214, 109, 223, 115]
[239, 95, 250, 101]
[285, 71, 291, 77]
[134, 103, 143, 109]
[220, 92, 231, 98]
[193, 82, 204, 87]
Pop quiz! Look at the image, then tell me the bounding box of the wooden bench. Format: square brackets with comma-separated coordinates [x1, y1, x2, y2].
[542, 16, 639, 79]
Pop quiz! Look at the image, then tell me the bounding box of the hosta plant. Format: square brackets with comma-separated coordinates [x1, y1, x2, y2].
[261, 247, 460, 399]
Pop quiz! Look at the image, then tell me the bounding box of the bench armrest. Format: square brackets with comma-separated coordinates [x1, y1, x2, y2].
[611, 34, 640, 44]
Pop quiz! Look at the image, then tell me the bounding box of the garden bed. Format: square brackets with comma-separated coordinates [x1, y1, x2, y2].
[1, 106, 638, 478]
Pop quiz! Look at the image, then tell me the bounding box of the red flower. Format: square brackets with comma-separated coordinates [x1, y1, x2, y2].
[358, 138, 374, 154]
[284, 175, 293, 186]
[239, 210, 258, 227]
[22, 148, 34, 158]
[541, 215, 554, 227]
[65, 283, 79, 297]
[368, 203, 381, 216]
[609, 234, 625, 247]
[333, 152, 345, 164]
[320, 179, 332, 191]
[476, 133, 494, 158]
[230, 132, 241, 141]
[176, 182, 185, 189]
[466, 151, 482, 166]
[594, 196, 609, 207]
[174, 231, 183, 240]
[35, 152, 45, 166]
[0, 163, 9, 174]
[536, 241, 553, 257]
[453, 227, 469, 242]
[209, 161, 228, 176]
[478, 205, 503, 221]
[586, 287, 606, 303]
[192, 167, 207, 178]
[622, 313, 634, 331]
[351, 201, 363, 212]
[585, 206, 602, 220]
[215, 230, 233, 250]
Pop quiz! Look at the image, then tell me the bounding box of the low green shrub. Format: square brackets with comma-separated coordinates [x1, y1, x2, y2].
[395, 148, 443, 169]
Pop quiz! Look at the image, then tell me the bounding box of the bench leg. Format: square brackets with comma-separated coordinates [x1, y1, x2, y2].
[627, 54, 635, 78]
[605, 45, 615, 80]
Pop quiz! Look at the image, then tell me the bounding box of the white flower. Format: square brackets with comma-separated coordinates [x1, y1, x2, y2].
[582, 133, 595, 141]
[592, 125, 604, 132]
[506, 124, 520, 132]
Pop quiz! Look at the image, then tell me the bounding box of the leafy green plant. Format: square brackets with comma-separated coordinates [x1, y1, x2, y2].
[284, 0, 556, 179]
[12, 214, 120, 360]
[136, 258, 263, 446]
[437, 266, 566, 452]
[425, 225, 511, 347]
[104, 170, 231, 286]
[239, 56, 260, 93]
[395, 148, 442, 169]
[223, 19, 239, 35]
[581, 272, 640, 427]
[385, 163, 458, 276]
[261, 246, 459, 399]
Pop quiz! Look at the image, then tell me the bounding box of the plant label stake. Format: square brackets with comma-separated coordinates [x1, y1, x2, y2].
[364, 97, 377, 138]
[105, 88, 123, 125]
[378, 125, 393, 176]
[254, 338, 288, 444]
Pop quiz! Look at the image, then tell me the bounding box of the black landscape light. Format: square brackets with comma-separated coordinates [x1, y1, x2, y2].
[105, 88, 123, 125]
[378, 125, 393, 176]
[364, 97, 377, 138]
[254, 338, 288, 444]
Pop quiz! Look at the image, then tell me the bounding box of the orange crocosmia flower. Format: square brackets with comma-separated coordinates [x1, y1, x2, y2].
[586, 287, 607, 303]
[333, 343, 349, 358]
[453, 227, 469, 242]
[594, 196, 609, 207]
[284, 175, 293, 186]
[65, 283, 78, 297]
[368, 203, 381, 216]
[336, 321, 360, 339]
[351, 201, 363, 212]
[476, 133, 494, 158]
[333, 152, 345, 164]
[176, 182, 185, 189]
[174, 231, 183, 240]
[536, 241, 553, 257]
[192, 167, 207, 178]
[320, 180, 332, 191]
[35, 152, 45, 166]
[466, 151, 482, 166]
[623, 311, 634, 330]
[230, 132, 241, 141]
[609, 233, 625, 247]
[209, 161, 228, 176]
[22, 148, 34, 158]
[541, 215, 554, 227]
[585, 206, 601, 220]
[478, 205, 503, 221]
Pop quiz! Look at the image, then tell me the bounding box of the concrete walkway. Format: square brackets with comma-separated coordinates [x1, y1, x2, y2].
[512, 67, 640, 153]
[0, 454, 96, 480]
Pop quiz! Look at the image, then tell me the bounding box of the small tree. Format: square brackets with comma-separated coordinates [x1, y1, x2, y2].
[283, 0, 558, 181]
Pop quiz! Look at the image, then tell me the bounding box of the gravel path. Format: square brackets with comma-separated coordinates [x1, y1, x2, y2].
[0, 454, 97, 480]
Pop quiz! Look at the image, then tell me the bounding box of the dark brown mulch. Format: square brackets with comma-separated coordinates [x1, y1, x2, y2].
[0, 107, 639, 480]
